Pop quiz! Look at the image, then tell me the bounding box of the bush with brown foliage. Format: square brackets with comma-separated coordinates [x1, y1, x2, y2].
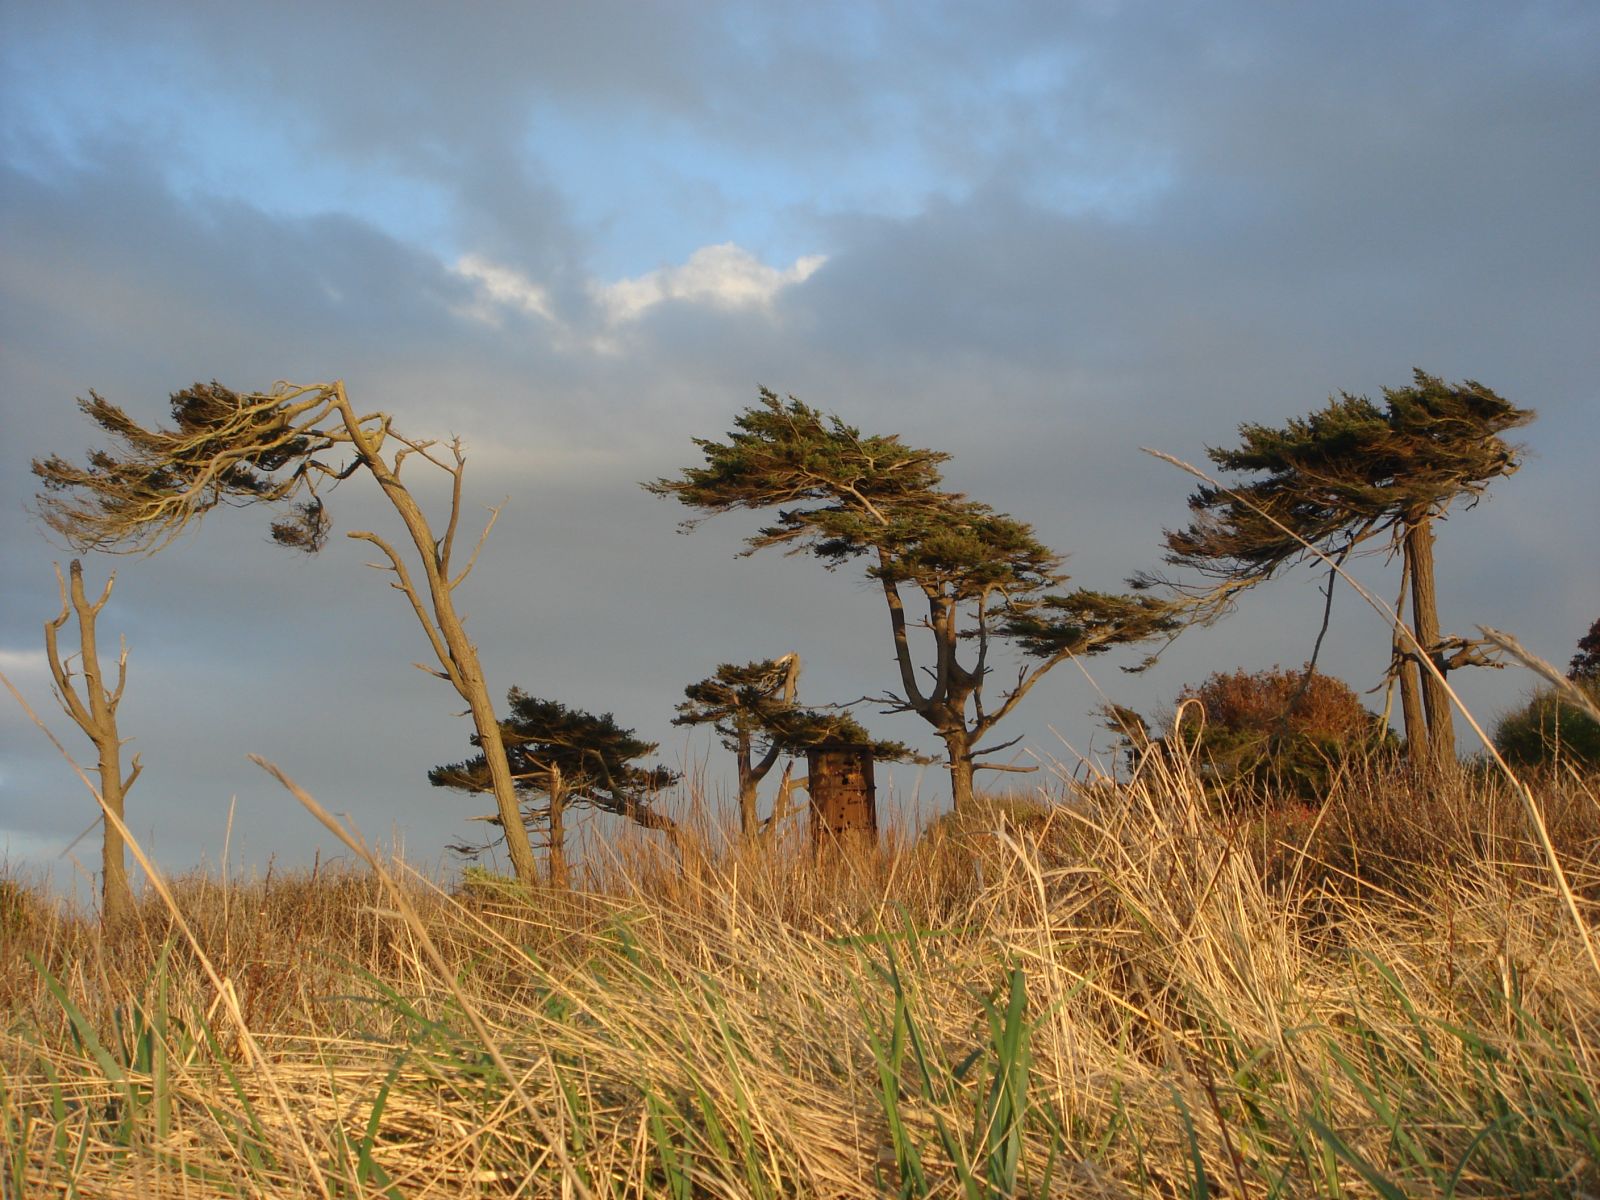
[1166, 663, 1395, 803]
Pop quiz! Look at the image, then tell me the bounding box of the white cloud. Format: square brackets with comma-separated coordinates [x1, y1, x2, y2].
[596, 243, 826, 323]
[450, 243, 825, 336]
[452, 252, 559, 324]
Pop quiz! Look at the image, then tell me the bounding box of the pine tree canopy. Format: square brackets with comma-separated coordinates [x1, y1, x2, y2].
[1571, 619, 1600, 682]
[647, 389, 949, 550]
[1164, 370, 1533, 581]
[674, 658, 915, 761]
[647, 389, 1163, 656]
[1001, 590, 1181, 662]
[430, 690, 679, 824]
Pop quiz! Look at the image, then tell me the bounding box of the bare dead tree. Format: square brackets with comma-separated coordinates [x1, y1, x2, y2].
[45, 559, 141, 924]
[33, 380, 541, 885]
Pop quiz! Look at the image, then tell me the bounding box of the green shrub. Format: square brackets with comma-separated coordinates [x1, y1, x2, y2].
[1493, 679, 1600, 770]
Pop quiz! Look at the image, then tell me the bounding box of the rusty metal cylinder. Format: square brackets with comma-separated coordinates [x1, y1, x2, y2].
[805, 744, 877, 850]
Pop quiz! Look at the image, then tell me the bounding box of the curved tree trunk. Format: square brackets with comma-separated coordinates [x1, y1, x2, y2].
[736, 726, 759, 839]
[547, 764, 568, 889]
[1397, 655, 1428, 765]
[331, 385, 541, 886]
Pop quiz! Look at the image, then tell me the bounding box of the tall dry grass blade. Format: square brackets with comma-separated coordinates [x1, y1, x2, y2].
[0, 666, 337, 1199]
[246, 753, 596, 1200]
[1478, 625, 1600, 723]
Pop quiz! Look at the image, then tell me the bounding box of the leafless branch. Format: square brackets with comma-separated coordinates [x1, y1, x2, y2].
[450, 500, 505, 590]
[349, 530, 462, 691]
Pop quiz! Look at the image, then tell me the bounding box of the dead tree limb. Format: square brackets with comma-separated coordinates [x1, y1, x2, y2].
[34, 379, 541, 886]
[45, 559, 140, 923]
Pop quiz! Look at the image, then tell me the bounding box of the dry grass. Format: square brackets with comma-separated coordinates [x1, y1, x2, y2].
[3, 758, 1598, 1198]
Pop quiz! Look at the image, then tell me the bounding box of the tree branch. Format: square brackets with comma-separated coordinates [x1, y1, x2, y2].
[450, 500, 504, 591]
[878, 554, 928, 710]
[348, 530, 463, 691]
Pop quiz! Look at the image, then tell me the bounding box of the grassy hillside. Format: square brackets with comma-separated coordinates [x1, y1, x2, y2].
[2, 758, 1597, 1197]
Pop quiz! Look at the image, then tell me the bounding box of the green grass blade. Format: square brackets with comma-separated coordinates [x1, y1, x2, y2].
[1306, 1115, 1407, 1200]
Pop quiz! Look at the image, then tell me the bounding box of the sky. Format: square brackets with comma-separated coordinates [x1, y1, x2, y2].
[2, 1, 1596, 897]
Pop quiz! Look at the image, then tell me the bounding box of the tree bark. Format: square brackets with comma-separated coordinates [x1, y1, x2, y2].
[736, 725, 759, 839]
[1397, 654, 1428, 765]
[1391, 559, 1429, 764]
[943, 728, 976, 813]
[46, 560, 138, 926]
[547, 765, 568, 890]
[1405, 515, 1457, 768]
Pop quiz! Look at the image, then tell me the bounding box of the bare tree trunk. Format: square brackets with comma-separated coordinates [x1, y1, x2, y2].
[547, 764, 568, 889]
[330, 385, 541, 886]
[1391, 557, 1430, 764]
[763, 762, 801, 843]
[943, 729, 976, 813]
[46, 560, 141, 926]
[1405, 516, 1457, 768]
[736, 726, 759, 839]
[1397, 655, 1428, 765]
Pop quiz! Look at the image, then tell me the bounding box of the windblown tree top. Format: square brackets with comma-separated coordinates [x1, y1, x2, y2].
[1164, 370, 1534, 582]
[674, 657, 916, 761]
[32, 380, 386, 555]
[646, 390, 1064, 599]
[430, 691, 679, 808]
[648, 389, 949, 536]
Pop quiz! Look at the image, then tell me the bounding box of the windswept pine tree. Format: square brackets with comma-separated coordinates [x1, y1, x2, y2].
[674, 654, 914, 838]
[1156, 370, 1533, 768]
[430, 691, 682, 886]
[648, 390, 1177, 811]
[33, 380, 542, 884]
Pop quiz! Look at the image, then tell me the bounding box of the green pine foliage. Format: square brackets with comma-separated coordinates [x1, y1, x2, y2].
[675, 658, 913, 761]
[649, 389, 1177, 808]
[1494, 679, 1600, 771]
[430, 690, 680, 840]
[1163, 370, 1534, 583]
[1570, 617, 1600, 681]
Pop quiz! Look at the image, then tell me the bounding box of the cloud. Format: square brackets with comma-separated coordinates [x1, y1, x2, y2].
[452, 253, 559, 324]
[451, 242, 826, 344]
[596, 243, 826, 323]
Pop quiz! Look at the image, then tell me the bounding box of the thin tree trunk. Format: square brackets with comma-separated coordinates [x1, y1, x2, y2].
[1397, 656, 1428, 765]
[1405, 515, 1457, 768]
[737, 726, 759, 839]
[1391, 555, 1429, 765]
[547, 765, 568, 889]
[46, 560, 140, 925]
